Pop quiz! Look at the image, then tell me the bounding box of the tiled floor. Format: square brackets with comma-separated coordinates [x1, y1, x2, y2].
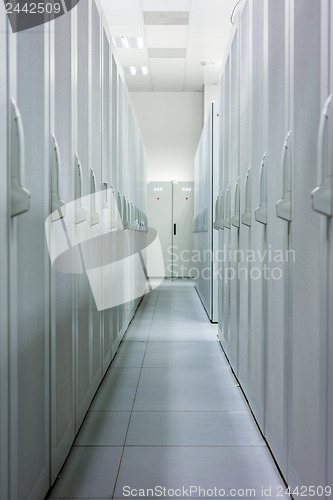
[48, 280, 287, 500]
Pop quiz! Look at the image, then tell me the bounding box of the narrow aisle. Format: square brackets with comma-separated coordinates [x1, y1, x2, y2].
[49, 281, 286, 500]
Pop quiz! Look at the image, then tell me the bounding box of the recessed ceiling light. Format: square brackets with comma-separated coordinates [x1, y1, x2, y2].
[144, 11, 189, 25]
[112, 36, 146, 49]
[124, 66, 149, 77]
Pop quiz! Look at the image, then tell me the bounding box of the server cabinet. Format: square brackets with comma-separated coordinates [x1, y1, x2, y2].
[328, 2, 333, 488]
[101, 20, 113, 373]
[309, 0, 333, 491]
[90, 0, 102, 394]
[8, 19, 50, 500]
[248, 0, 266, 430]
[288, 0, 326, 490]
[172, 182, 194, 278]
[238, 0, 251, 394]
[228, 26, 240, 374]
[264, 0, 289, 478]
[49, 7, 76, 483]
[0, 5, 8, 499]
[220, 57, 231, 357]
[75, 0, 97, 430]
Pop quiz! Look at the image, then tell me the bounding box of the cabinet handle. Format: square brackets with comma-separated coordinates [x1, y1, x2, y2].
[276, 131, 292, 221]
[10, 99, 31, 217]
[223, 186, 231, 229]
[241, 167, 251, 226]
[311, 94, 332, 216]
[213, 196, 220, 230]
[231, 177, 240, 228]
[50, 134, 65, 221]
[174, 223, 177, 236]
[90, 168, 100, 226]
[74, 154, 86, 224]
[255, 153, 267, 225]
[219, 192, 225, 230]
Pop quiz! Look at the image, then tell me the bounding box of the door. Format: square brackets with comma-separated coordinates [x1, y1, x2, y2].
[265, 0, 289, 478]
[8, 17, 50, 500]
[147, 181, 173, 277]
[49, 6, 75, 483]
[172, 181, 194, 278]
[0, 4, 8, 499]
[288, 0, 326, 490]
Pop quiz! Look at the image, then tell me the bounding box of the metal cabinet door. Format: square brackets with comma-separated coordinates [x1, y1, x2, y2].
[221, 57, 231, 358]
[49, 7, 75, 484]
[75, 0, 96, 430]
[248, 0, 266, 431]
[147, 181, 172, 278]
[265, 0, 289, 479]
[288, 0, 326, 490]
[90, 0, 102, 393]
[172, 181, 194, 278]
[211, 102, 220, 323]
[101, 25, 113, 373]
[229, 28, 240, 375]
[8, 20, 50, 500]
[0, 5, 8, 499]
[238, 0, 251, 394]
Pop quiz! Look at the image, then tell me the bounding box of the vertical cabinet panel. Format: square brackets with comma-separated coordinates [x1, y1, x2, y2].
[288, 0, 326, 489]
[229, 28, 240, 374]
[248, 0, 265, 429]
[265, 0, 289, 477]
[147, 182, 173, 278]
[8, 22, 50, 500]
[0, 5, 8, 500]
[90, 0, 102, 391]
[221, 57, 231, 356]
[49, 8, 75, 484]
[75, 0, 92, 430]
[172, 182, 194, 278]
[237, 0, 250, 393]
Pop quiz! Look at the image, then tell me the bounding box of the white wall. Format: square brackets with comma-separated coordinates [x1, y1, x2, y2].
[130, 92, 203, 182]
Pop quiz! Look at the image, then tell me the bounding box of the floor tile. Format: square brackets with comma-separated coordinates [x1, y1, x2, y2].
[111, 353, 145, 368]
[49, 447, 122, 498]
[145, 341, 220, 353]
[142, 351, 229, 368]
[90, 386, 136, 412]
[138, 367, 237, 388]
[75, 412, 131, 446]
[117, 341, 147, 354]
[102, 367, 141, 388]
[114, 446, 285, 498]
[126, 411, 265, 446]
[133, 385, 248, 411]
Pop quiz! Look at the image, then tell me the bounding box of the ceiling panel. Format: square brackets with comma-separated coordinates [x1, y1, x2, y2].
[144, 11, 189, 25]
[102, 0, 142, 11]
[148, 48, 186, 58]
[142, 0, 190, 11]
[190, 11, 231, 26]
[191, 0, 237, 11]
[187, 47, 224, 61]
[150, 59, 185, 91]
[114, 48, 149, 66]
[125, 74, 153, 91]
[109, 25, 145, 37]
[106, 11, 143, 25]
[187, 34, 229, 50]
[146, 25, 188, 47]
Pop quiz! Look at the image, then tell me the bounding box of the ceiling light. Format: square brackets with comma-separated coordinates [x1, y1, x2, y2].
[112, 36, 146, 49]
[124, 66, 149, 77]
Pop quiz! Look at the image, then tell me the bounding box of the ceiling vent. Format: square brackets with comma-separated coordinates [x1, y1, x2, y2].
[144, 11, 189, 25]
[148, 48, 186, 58]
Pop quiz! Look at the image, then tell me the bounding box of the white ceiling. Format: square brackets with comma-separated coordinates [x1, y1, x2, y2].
[100, 0, 238, 92]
